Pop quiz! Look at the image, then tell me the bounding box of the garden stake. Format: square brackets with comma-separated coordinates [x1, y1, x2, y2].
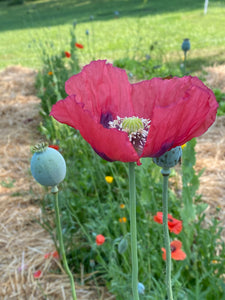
[153, 146, 182, 300]
[129, 162, 139, 300]
[52, 186, 77, 300]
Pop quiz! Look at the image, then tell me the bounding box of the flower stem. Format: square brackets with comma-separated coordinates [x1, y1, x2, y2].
[128, 162, 139, 300]
[161, 168, 173, 300]
[52, 186, 77, 300]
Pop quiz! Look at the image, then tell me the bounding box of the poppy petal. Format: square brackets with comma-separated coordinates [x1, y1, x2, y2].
[141, 76, 218, 157]
[168, 220, 182, 234]
[34, 270, 42, 278]
[65, 60, 134, 119]
[153, 212, 163, 224]
[161, 247, 166, 260]
[171, 240, 182, 250]
[171, 249, 186, 260]
[50, 95, 139, 162]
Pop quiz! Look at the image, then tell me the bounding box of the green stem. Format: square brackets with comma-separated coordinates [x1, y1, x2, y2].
[161, 168, 173, 300]
[52, 187, 77, 300]
[128, 162, 139, 300]
[183, 51, 187, 75]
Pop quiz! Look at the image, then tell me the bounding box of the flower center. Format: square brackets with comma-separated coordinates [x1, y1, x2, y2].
[171, 245, 176, 253]
[122, 117, 144, 134]
[108, 116, 151, 155]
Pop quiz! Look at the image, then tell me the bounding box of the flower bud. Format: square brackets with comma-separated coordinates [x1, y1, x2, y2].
[181, 38, 191, 52]
[138, 282, 145, 295]
[30, 143, 66, 187]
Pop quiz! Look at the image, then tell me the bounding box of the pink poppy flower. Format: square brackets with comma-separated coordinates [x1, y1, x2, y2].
[154, 212, 182, 234]
[50, 60, 218, 163]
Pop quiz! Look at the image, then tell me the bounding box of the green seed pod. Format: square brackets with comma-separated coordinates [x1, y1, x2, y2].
[30, 143, 66, 187]
[153, 146, 182, 169]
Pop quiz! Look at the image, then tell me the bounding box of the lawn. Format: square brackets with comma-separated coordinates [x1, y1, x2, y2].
[0, 0, 225, 71]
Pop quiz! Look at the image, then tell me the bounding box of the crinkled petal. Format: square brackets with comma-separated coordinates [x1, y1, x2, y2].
[171, 240, 182, 250]
[141, 76, 218, 157]
[168, 220, 183, 235]
[172, 249, 186, 260]
[65, 60, 134, 122]
[131, 81, 156, 118]
[50, 95, 139, 162]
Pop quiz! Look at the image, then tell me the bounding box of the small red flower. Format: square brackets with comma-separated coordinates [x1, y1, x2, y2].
[154, 212, 182, 234]
[162, 240, 186, 261]
[75, 43, 84, 49]
[44, 252, 51, 259]
[65, 51, 71, 58]
[44, 251, 59, 259]
[50, 60, 218, 163]
[48, 145, 59, 151]
[33, 270, 42, 278]
[52, 251, 59, 259]
[96, 234, 105, 245]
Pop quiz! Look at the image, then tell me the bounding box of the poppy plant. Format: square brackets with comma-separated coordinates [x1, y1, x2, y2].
[154, 212, 182, 234]
[162, 240, 186, 261]
[50, 60, 218, 164]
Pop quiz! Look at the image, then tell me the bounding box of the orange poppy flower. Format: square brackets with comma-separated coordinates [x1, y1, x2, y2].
[75, 43, 84, 49]
[162, 240, 186, 261]
[96, 234, 105, 245]
[153, 212, 182, 234]
[65, 51, 71, 58]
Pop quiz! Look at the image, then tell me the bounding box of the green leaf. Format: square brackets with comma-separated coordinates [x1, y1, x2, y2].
[118, 238, 128, 254]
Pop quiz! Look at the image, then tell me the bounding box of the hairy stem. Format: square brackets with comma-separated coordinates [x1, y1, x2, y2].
[128, 162, 139, 300]
[52, 187, 77, 300]
[161, 168, 173, 300]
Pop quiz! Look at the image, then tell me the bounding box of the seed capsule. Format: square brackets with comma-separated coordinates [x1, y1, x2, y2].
[30, 144, 66, 187]
[153, 146, 182, 169]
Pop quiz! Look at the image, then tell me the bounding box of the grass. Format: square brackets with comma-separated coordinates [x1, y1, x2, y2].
[0, 0, 225, 71]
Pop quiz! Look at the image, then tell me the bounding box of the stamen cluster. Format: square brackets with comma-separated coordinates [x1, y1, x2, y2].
[108, 116, 151, 155]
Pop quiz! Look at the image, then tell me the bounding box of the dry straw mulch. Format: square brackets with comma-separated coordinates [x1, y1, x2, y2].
[0, 66, 114, 299]
[0, 64, 224, 299]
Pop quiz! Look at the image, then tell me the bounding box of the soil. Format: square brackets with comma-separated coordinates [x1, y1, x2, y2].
[0, 64, 224, 299]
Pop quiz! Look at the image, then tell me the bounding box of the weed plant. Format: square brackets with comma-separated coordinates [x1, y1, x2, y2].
[34, 25, 225, 300]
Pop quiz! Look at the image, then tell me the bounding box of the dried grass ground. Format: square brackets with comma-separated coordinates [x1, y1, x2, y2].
[0, 64, 224, 299]
[0, 66, 114, 300]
